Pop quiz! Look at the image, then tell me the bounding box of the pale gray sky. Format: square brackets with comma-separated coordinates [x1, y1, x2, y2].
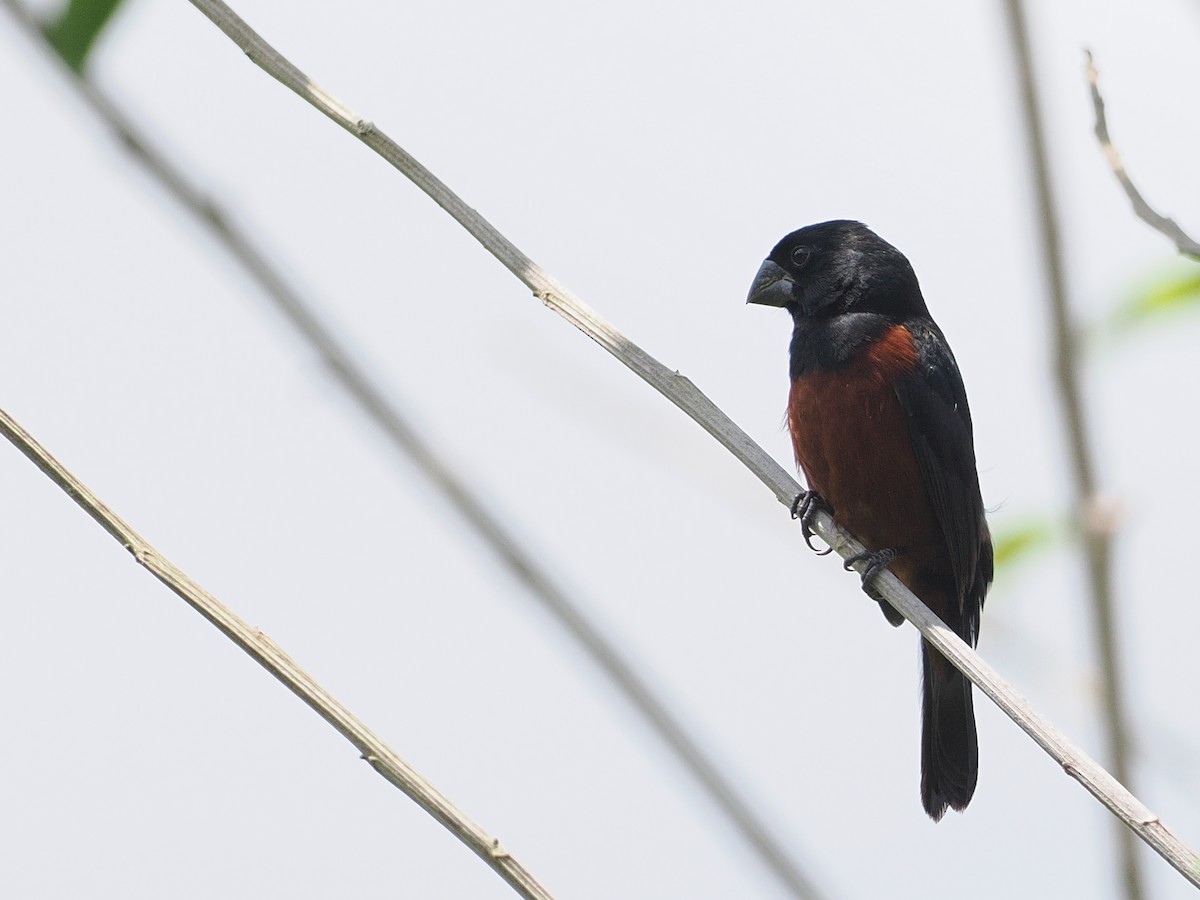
[2, 1, 1199, 898]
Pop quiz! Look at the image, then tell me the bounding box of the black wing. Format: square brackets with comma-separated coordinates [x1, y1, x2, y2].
[892, 320, 992, 642]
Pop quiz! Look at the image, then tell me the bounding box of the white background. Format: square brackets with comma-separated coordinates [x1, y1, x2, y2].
[2, 1, 1199, 897]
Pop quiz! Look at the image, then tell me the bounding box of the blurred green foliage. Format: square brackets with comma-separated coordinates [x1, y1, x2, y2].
[1105, 263, 1200, 337]
[993, 516, 1064, 572]
[42, 0, 126, 73]
[997, 258, 1199, 575]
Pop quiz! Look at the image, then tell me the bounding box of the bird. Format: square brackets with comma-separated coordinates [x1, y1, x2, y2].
[746, 220, 992, 820]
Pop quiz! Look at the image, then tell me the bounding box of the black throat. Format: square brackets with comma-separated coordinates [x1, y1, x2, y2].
[788, 311, 898, 380]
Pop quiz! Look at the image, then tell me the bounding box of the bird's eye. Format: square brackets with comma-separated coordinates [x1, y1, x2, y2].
[790, 247, 813, 268]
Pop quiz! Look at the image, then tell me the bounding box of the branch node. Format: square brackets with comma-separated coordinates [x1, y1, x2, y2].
[113, 125, 143, 156]
[200, 199, 228, 231]
[1083, 493, 1121, 539]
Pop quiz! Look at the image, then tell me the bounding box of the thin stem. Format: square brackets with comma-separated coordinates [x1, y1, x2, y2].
[181, 0, 1200, 887]
[1000, 3, 1143, 899]
[1085, 51, 1200, 260]
[0, 4, 828, 897]
[0, 406, 555, 900]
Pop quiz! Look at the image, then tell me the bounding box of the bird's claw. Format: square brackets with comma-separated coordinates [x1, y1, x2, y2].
[790, 491, 832, 556]
[843, 547, 899, 589]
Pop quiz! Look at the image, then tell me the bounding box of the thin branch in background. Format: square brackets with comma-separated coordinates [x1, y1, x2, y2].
[179, 0, 1200, 887]
[0, 406, 555, 900]
[1000, 3, 1144, 899]
[1085, 50, 1200, 260]
[0, 5, 828, 899]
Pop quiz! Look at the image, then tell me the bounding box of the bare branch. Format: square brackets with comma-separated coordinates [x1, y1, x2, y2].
[1001, 5, 1144, 898]
[0, 406, 556, 900]
[185, 0, 802, 511]
[0, 3, 829, 897]
[176, 0, 1200, 887]
[1086, 50, 1200, 259]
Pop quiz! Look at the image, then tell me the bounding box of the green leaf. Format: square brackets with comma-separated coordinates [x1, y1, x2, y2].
[992, 517, 1060, 571]
[42, 0, 127, 73]
[1107, 265, 1200, 336]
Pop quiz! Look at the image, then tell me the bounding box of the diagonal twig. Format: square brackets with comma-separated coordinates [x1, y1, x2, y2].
[1001, 5, 1144, 899]
[1086, 50, 1200, 260]
[0, 406, 555, 900]
[0, 3, 829, 898]
[180, 0, 1200, 888]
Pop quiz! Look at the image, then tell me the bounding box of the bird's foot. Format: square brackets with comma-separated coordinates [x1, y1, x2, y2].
[790, 490, 832, 555]
[843, 546, 899, 591]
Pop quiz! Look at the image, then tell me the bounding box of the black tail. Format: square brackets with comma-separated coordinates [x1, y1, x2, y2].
[920, 640, 978, 820]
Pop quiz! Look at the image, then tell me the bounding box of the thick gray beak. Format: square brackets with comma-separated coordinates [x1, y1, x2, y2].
[746, 259, 795, 307]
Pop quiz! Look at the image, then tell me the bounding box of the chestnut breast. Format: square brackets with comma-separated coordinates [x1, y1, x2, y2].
[788, 324, 944, 573]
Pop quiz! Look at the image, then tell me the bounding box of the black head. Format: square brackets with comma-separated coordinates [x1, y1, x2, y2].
[746, 220, 929, 320]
